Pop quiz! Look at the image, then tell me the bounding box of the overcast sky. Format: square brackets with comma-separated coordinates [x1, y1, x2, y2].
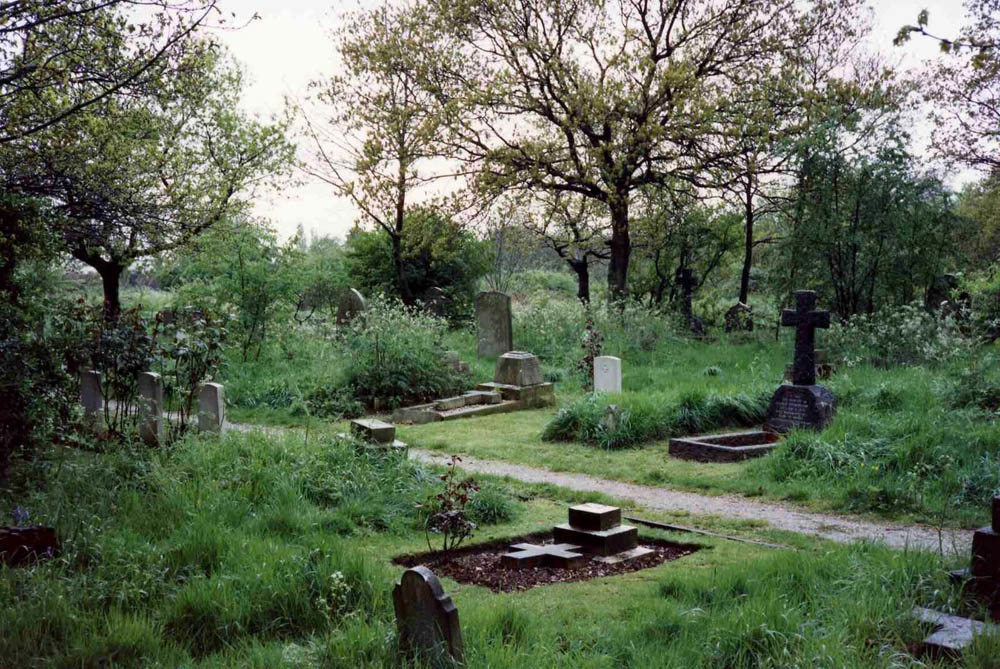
[212, 1, 968, 240]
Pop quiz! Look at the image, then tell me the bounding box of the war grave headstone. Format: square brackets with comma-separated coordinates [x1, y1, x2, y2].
[394, 351, 554, 424]
[475, 291, 513, 358]
[138, 371, 165, 446]
[198, 382, 226, 433]
[677, 268, 706, 337]
[670, 290, 834, 462]
[80, 370, 103, 432]
[594, 356, 622, 394]
[393, 566, 463, 664]
[336, 288, 367, 325]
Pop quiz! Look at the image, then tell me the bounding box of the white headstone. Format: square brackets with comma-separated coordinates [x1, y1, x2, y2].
[80, 370, 103, 431]
[137, 371, 164, 446]
[198, 382, 225, 433]
[594, 356, 622, 394]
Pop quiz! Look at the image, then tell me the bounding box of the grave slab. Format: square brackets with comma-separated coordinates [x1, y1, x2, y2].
[912, 606, 998, 658]
[500, 543, 586, 570]
[393, 566, 463, 664]
[669, 430, 782, 462]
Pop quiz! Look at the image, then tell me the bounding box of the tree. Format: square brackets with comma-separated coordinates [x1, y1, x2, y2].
[897, 3, 1000, 169]
[18, 44, 291, 320]
[298, 2, 450, 306]
[424, 0, 866, 301]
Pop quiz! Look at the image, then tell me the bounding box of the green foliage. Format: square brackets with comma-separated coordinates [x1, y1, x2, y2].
[543, 390, 769, 449]
[341, 296, 467, 409]
[467, 484, 520, 525]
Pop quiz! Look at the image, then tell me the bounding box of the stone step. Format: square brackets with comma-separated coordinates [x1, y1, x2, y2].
[553, 523, 638, 556]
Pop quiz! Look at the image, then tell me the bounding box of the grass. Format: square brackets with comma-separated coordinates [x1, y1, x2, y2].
[2, 427, 997, 667]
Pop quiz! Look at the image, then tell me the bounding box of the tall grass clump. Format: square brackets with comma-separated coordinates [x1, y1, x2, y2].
[543, 390, 769, 449]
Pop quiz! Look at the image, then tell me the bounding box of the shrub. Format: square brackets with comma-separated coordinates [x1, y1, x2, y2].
[468, 485, 520, 525]
[340, 296, 467, 409]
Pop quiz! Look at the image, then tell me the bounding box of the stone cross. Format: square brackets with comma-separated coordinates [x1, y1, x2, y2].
[594, 356, 622, 394]
[501, 543, 585, 569]
[137, 372, 164, 446]
[392, 566, 463, 664]
[781, 290, 830, 386]
[677, 268, 699, 321]
[198, 382, 225, 433]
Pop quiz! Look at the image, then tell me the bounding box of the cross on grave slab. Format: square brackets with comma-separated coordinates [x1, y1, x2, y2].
[501, 542, 586, 570]
[781, 290, 830, 386]
[677, 268, 699, 320]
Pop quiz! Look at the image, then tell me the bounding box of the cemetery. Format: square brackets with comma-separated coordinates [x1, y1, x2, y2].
[6, 1, 1000, 667]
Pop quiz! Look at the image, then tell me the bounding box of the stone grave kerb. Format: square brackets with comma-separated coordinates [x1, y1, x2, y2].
[781, 290, 831, 387]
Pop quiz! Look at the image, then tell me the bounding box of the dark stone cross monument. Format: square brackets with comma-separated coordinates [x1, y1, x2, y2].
[764, 290, 835, 432]
[676, 268, 706, 336]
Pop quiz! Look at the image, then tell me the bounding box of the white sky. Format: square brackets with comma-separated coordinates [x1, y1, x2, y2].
[212, 1, 968, 240]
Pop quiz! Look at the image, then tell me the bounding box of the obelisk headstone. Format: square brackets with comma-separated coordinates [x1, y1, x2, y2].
[392, 566, 463, 664]
[137, 372, 164, 446]
[476, 291, 513, 357]
[594, 356, 622, 394]
[765, 290, 835, 432]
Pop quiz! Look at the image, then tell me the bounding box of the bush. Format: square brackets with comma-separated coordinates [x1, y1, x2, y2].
[543, 390, 769, 449]
[340, 297, 467, 409]
[468, 485, 520, 525]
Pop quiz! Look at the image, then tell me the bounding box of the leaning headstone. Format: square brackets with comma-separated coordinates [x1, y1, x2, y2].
[594, 356, 622, 394]
[336, 288, 367, 325]
[765, 290, 835, 432]
[476, 291, 513, 357]
[137, 372, 164, 446]
[392, 566, 463, 664]
[198, 382, 225, 433]
[80, 370, 103, 432]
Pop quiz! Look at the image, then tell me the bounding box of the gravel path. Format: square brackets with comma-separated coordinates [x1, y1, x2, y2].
[225, 421, 974, 554]
[410, 449, 975, 554]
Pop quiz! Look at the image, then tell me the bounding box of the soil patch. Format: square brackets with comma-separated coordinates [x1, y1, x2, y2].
[394, 531, 701, 592]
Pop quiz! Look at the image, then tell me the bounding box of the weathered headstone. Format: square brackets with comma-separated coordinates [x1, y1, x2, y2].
[336, 288, 367, 325]
[765, 291, 835, 432]
[137, 372, 164, 446]
[80, 370, 103, 432]
[594, 356, 622, 394]
[494, 351, 543, 387]
[724, 302, 753, 332]
[198, 382, 225, 433]
[476, 291, 513, 357]
[392, 566, 463, 664]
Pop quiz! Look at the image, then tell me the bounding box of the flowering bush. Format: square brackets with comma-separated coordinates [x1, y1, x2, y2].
[825, 302, 971, 367]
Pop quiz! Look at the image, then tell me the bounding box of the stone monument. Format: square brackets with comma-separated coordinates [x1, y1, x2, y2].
[392, 566, 463, 664]
[764, 291, 835, 432]
[594, 356, 622, 394]
[198, 382, 225, 433]
[552, 503, 652, 562]
[137, 371, 164, 446]
[336, 288, 367, 325]
[476, 291, 513, 358]
[348, 418, 407, 455]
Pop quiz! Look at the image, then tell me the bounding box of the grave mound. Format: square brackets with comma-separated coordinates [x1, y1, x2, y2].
[393, 531, 699, 593]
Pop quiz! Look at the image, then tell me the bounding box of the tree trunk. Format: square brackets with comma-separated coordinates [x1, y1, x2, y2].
[568, 257, 590, 304]
[607, 198, 630, 303]
[99, 261, 124, 322]
[739, 180, 754, 305]
[391, 233, 411, 305]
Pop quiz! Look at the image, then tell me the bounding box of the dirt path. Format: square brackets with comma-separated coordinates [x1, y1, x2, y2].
[225, 421, 974, 554]
[410, 449, 975, 554]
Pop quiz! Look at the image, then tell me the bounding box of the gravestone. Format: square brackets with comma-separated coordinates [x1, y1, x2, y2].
[198, 382, 225, 433]
[494, 351, 543, 387]
[80, 370, 103, 432]
[501, 543, 585, 569]
[137, 372, 164, 446]
[392, 566, 463, 664]
[351, 418, 396, 444]
[425, 287, 449, 318]
[336, 288, 367, 325]
[724, 302, 753, 332]
[765, 291, 835, 432]
[476, 291, 513, 357]
[554, 503, 643, 558]
[594, 356, 622, 394]
[677, 268, 706, 336]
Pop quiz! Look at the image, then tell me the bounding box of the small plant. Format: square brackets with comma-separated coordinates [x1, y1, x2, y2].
[702, 365, 722, 377]
[576, 312, 604, 390]
[421, 455, 479, 553]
